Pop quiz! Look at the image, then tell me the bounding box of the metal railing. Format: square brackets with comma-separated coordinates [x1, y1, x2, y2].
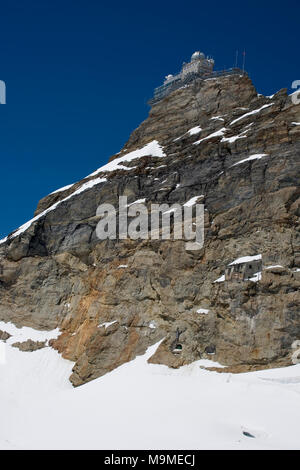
[148, 68, 246, 106]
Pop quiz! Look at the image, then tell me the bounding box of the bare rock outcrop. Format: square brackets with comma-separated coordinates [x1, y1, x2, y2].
[12, 339, 46, 352]
[0, 330, 11, 341]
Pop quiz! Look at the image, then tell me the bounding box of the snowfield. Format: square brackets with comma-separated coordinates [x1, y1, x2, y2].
[1, 338, 300, 450]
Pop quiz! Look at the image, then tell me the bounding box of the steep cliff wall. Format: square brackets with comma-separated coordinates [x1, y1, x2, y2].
[0, 74, 299, 385]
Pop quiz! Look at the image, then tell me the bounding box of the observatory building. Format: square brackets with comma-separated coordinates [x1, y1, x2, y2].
[181, 51, 214, 78]
[149, 51, 245, 105]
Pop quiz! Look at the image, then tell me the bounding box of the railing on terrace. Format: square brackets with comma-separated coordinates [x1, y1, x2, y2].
[148, 68, 246, 106]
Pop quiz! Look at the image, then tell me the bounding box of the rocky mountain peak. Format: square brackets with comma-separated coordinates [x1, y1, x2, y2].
[0, 72, 299, 386]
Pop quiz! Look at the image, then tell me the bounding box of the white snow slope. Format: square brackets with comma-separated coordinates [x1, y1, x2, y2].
[1, 335, 300, 450]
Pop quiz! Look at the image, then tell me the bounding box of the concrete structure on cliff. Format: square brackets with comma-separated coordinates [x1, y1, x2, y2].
[225, 256, 262, 282]
[149, 50, 245, 105]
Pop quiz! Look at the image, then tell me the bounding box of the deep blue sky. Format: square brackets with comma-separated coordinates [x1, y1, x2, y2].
[0, 0, 299, 238]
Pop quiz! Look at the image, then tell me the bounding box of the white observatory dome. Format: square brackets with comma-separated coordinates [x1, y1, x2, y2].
[191, 51, 200, 61]
[191, 51, 205, 61]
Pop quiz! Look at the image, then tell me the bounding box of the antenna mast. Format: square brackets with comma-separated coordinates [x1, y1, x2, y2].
[242, 50, 246, 72]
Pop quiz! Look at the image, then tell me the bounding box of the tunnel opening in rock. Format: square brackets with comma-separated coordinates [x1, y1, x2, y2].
[173, 344, 183, 354]
[205, 345, 216, 355]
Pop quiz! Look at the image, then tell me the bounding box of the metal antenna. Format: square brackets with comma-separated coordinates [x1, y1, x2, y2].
[242, 50, 246, 72]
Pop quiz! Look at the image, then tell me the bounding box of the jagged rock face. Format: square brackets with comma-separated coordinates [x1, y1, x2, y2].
[0, 74, 299, 386]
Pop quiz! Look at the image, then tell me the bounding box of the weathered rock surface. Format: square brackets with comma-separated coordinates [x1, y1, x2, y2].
[0, 330, 11, 341]
[0, 74, 299, 385]
[12, 339, 46, 352]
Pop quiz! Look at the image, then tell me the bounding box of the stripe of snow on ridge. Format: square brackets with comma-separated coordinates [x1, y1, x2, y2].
[183, 195, 204, 207]
[214, 274, 225, 283]
[247, 271, 262, 282]
[188, 126, 202, 135]
[174, 126, 201, 142]
[88, 140, 166, 177]
[229, 254, 262, 266]
[221, 134, 247, 144]
[98, 321, 117, 329]
[292, 122, 300, 126]
[49, 184, 74, 195]
[197, 308, 209, 314]
[127, 198, 146, 207]
[230, 104, 274, 126]
[193, 128, 226, 145]
[232, 153, 268, 166]
[264, 265, 283, 269]
[210, 116, 224, 121]
[220, 125, 251, 144]
[163, 207, 178, 214]
[0, 176, 107, 245]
